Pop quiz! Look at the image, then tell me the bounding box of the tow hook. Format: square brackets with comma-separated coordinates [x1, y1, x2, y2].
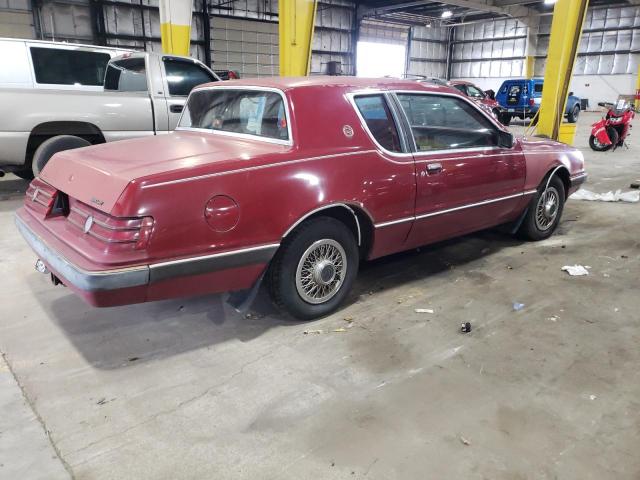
[35, 259, 48, 274]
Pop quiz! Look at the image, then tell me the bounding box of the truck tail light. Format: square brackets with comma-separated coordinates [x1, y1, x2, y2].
[529, 98, 535, 106]
[135, 217, 155, 250]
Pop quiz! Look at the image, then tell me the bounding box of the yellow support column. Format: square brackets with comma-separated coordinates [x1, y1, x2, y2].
[635, 65, 640, 110]
[525, 56, 535, 79]
[159, 0, 192, 56]
[536, 0, 589, 141]
[279, 0, 318, 76]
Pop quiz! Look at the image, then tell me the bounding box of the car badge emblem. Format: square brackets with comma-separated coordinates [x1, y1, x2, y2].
[342, 125, 354, 138]
[91, 197, 104, 206]
[31, 188, 39, 202]
[83, 216, 94, 233]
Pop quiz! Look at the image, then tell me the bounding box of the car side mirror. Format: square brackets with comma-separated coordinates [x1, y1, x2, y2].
[497, 130, 514, 148]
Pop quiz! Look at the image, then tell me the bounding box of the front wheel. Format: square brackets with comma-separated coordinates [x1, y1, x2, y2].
[268, 217, 359, 320]
[589, 134, 611, 151]
[517, 175, 565, 241]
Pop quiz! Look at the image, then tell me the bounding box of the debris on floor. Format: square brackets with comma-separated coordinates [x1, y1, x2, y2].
[459, 436, 471, 446]
[547, 315, 559, 322]
[571, 188, 640, 203]
[561, 265, 590, 276]
[303, 329, 323, 335]
[512, 302, 525, 311]
[460, 322, 471, 333]
[414, 308, 434, 314]
[630, 183, 639, 189]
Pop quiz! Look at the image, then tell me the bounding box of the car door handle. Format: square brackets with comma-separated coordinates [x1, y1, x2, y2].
[426, 162, 443, 174]
[170, 104, 183, 113]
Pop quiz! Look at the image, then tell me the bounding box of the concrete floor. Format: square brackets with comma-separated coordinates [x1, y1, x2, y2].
[1, 111, 639, 479]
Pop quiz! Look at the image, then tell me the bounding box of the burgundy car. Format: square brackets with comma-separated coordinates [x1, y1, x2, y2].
[16, 77, 586, 320]
[448, 80, 505, 122]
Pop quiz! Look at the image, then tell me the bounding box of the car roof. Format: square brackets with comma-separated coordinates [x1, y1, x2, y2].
[194, 76, 460, 94]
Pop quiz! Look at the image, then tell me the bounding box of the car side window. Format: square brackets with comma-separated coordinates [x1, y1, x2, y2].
[163, 58, 216, 97]
[396, 94, 498, 152]
[104, 58, 148, 92]
[353, 95, 402, 153]
[30, 47, 111, 86]
[466, 85, 485, 98]
[452, 84, 467, 95]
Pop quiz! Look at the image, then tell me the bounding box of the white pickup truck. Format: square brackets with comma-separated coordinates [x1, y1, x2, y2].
[0, 39, 219, 178]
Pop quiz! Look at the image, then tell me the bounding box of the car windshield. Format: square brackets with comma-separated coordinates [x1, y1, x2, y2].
[178, 88, 289, 142]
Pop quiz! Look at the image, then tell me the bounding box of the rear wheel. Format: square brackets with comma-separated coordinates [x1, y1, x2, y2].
[500, 113, 512, 126]
[518, 175, 565, 241]
[268, 217, 359, 320]
[567, 105, 580, 123]
[32, 135, 91, 177]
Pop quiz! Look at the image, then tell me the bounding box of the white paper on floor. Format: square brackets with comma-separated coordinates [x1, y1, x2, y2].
[561, 265, 590, 276]
[571, 189, 640, 203]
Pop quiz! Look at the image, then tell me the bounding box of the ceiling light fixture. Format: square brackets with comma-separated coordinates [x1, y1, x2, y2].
[441, 10, 453, 18]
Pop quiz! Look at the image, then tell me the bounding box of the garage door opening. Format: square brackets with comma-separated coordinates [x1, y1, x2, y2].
[356, 41, 406, 78]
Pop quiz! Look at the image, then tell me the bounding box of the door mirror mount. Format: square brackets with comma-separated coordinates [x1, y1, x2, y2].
[497, 130, 514, 148]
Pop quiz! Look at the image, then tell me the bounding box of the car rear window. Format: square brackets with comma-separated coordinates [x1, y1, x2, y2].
[30, 47, 111, 86]
[534, 83, 543, 93]
[179, 88, 289, 142]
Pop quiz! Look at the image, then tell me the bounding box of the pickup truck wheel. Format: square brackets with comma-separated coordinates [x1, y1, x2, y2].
[268, 217, 359, 321]
[32, 135, 91, 177]
[567, 105, 580, 123]
[518, 176, 565, 241]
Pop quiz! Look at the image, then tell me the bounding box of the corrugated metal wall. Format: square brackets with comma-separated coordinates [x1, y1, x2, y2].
[0, 0, 34, 38]
[407, 24, 448, 79]
[450, 18, 527, 79]
[452, 5, 640, 79]
[1, 1, 638, 82]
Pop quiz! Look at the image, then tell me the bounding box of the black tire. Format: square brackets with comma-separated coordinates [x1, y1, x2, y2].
[517, 175, 566, 241]
[589, 134, 612, 152]
[12, 169, 34, 180]
[567, 105, 580, 123]
[500, 113, 512, 126]
[32, 135, 91, 177]
[268, 217, 359, 320]
[608, 127, 621, 150]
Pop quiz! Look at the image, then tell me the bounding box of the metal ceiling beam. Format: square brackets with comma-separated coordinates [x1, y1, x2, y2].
[359, 0, 536, 25]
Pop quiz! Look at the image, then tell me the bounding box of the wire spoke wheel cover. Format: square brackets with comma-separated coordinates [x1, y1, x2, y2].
[535, 186, 560, 231]
[295, 239, 347, 304]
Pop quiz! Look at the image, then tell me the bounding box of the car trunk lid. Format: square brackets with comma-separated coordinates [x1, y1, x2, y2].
[39, 131, 289, 214]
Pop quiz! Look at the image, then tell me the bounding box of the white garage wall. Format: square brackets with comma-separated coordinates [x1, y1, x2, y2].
[0, 0, 34, 38]
[407, 24, 449, 79]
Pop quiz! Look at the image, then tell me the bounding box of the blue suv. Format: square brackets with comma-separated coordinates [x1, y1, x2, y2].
[496, 78, 581, 125]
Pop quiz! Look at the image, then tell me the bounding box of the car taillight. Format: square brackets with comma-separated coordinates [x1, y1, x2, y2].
[529, 98, 535, 106]
[228, 71, 238, 79]
[67, 200, 155, 251]
[136, 217, 155, 250]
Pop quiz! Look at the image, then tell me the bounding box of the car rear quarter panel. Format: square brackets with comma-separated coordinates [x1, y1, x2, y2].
[520, 137, 585, 192]
[117, 85, 417, 266]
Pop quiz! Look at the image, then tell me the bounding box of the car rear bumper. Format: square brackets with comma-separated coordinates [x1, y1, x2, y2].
[569, 172, 588, 190]
[15, 212, 278, 306]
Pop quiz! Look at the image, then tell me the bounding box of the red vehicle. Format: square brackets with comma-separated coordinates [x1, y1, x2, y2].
[16, 77, 587, 320]
[448, 80, 505, 122]
[589, 101, 635, 151]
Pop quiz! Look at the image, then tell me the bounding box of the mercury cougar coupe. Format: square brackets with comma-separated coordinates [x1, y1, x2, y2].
[16, 77, 587, 320]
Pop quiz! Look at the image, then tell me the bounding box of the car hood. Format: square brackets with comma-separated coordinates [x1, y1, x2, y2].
[40, 131, 290, 213]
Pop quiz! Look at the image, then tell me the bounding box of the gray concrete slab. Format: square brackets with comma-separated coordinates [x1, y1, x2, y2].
[0, 355, 70, 480]
[0, 112, 639, 479]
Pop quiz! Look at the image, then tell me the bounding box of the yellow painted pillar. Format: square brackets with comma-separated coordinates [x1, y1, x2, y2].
[536, 0, 589, 140]
[159, 0, 192, 56]
[635, 65, 640, 110]
[279, 0, 317, 76]
[524, 17, 538, 79]
[525, 56, 535, 79]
